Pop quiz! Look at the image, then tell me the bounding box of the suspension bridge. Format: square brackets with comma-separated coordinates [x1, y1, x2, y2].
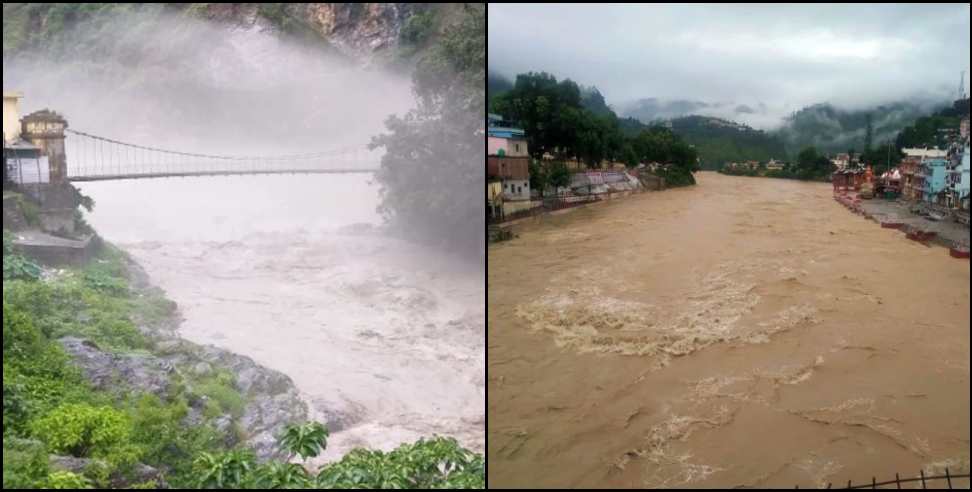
[59, 129, 380, 182]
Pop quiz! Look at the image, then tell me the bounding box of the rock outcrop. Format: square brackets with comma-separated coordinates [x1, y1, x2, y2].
[55, 256, 311, 462]
[49, 455, 168, 488]
[59, 334, 308, 462]
[57, 337, 173, 397]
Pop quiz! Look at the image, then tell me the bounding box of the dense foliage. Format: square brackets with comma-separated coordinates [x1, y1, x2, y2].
[3, 3, 458, 64]
[670, 116, 789, 170]
[370, 3, 485, 258]
[490, 71, 699, 186]
[719, 145, 833, 181]
[777, 101, 949, 156]
[529, 160, 572, 197]
[894, 99, 968, 150]
[487, 71, 514, 100]
[3, 231, 42, 281]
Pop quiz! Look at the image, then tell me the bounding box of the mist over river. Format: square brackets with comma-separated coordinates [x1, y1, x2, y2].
[79, 174, 485, 464]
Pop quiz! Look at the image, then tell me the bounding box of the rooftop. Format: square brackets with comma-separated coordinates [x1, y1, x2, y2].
[488, 127, 526, 138]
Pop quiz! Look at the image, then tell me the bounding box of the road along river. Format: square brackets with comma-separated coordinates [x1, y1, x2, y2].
[79, 174, 485, 465]
[487, 171, 969, 488]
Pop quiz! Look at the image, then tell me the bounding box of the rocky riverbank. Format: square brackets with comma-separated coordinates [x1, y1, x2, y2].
[99, 251, 310, 462]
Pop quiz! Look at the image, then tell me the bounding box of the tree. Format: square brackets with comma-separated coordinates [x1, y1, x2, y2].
[528, 160, 548, 198]
[793, 146, 832, 181]
[864, 113, 873, 153]
[547, 162, 571, 192]
[278, 421, 329, 463]
[369, 3, 484, 259]
[621, 143, 638, 168]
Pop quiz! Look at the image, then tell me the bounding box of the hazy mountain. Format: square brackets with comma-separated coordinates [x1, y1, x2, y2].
[620, 98, 715, 123]
[488, 70, 513, 99]
[776, 100, 950, 155]
[620, 94, 953, 157]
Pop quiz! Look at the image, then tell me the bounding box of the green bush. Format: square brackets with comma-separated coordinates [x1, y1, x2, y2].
[3, 302, 90, 432]
[29, 403, 134, 459]
[3, 231, 42, 281]
[196, 372, 245, 418]
[3, 301, 45, 359]
[250, 461, 312, 489]
[316, 436, 485, 489]
[279, 422, 329, 461]
[46, 470, 94, 489]
[193, 449, 256, 489]
[400, 9, 436, 45]
[2, 437, 51, 489]
[4, 278, 146, 352]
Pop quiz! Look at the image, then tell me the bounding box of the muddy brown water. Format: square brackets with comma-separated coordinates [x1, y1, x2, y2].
[487, 172, 970, 488]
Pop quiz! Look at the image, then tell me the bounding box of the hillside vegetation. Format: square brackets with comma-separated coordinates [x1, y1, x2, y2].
[2, 3, 464, 67]
[670, 116, 789, 169]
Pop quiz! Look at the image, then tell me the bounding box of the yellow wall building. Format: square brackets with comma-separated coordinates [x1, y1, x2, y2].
[3, 91, 24, 144]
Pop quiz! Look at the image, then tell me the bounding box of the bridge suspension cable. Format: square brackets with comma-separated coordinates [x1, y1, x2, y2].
[63, 129, 380, 181]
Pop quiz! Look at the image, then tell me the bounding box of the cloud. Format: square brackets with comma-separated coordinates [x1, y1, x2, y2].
[488, 4, 970, 129]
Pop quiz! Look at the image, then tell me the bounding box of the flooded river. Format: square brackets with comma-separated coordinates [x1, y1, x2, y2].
[80, 174, 485, 463]
[488, 172, 969, 488]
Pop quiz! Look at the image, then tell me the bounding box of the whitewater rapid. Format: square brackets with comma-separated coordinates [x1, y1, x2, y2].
[79, 174, 484, 463]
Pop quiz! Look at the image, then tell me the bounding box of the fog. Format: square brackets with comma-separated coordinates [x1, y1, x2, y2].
[488, 3, 971, 130]
[3, 8, 414, 155]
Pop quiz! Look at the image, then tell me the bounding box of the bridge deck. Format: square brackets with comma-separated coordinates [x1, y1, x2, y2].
[67, 168, 378, 182]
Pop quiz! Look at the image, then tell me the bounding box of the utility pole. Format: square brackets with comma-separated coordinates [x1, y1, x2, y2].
[886, 140, 891, 170]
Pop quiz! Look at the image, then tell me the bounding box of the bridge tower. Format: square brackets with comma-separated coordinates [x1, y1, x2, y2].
[20, 109, 80, 235]
[21, 109, 68, 184]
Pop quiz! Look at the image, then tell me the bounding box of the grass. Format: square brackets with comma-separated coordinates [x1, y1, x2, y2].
[194, 370, 245, 418]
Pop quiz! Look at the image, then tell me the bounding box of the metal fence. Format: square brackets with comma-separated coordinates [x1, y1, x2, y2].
[795, 469, 970, 489]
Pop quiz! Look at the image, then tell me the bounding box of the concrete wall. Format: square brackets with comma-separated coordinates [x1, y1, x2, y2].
[502, 179, 530, 201]
[502, 199, 539, 216]
[487, 181, 503, 202]
[3, 93, 21, 144]
[488, 136, 506, 156]
[7, 156, 50, 184]
[13, 234, 99, 267]
[487, 156, 529, 180]
[488, 136, 529, 157]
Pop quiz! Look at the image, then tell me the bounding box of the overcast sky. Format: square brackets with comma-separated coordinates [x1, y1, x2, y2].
[489, 3, 971, 129]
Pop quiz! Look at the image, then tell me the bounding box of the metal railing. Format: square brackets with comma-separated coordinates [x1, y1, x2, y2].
[795, 468, 970, 489]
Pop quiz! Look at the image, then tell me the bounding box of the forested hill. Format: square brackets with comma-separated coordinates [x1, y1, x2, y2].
[669, 116, 789, 169]
[488, 71, 513, 99]
[776, 100, 949, 156]
[2, 3, 466, 68]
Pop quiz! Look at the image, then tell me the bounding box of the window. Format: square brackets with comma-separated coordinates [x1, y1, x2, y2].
[515, 143, 520, 153]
